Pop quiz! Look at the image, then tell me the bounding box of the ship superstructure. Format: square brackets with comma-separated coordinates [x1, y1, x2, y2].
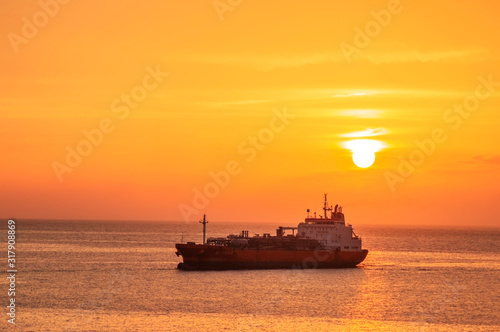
[297, 194, 363, 252]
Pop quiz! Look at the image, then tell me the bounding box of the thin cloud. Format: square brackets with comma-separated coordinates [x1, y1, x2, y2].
[332, 92, 367, 98]
[336, 109, 382, 118]
[461, 155, 500, 165]
[340, 128, 388, 138]
[356, 49, 490, 65]
[165, 49, 490, 71]
[166, 53, 342, 71]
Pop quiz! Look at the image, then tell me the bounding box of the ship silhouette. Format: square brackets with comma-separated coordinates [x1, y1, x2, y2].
[175, 194, 368, 270]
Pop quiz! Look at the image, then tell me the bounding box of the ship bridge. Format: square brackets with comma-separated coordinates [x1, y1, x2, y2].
[297, 194, 362, 251]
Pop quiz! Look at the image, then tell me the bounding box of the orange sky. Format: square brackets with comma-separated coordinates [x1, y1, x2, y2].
[1, 1, 499, 227]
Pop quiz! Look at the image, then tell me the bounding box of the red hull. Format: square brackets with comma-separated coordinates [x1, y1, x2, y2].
[175, 244, 368, 270]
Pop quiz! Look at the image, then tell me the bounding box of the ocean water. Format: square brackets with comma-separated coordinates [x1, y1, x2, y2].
[2, 220, 499, 331]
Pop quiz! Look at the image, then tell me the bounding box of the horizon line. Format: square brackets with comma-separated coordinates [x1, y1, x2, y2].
[5, 218, 500, 229]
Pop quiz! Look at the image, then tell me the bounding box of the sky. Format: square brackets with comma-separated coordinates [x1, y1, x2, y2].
[1, 1, 499, 227]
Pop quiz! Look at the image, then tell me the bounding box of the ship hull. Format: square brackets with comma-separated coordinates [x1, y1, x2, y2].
[175, 244, 368, 270]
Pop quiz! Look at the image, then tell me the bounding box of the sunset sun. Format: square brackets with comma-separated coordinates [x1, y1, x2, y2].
[343, 139, 385, 169]
[352, 149, 376, 168]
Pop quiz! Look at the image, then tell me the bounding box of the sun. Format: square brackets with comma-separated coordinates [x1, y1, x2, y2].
[342, 139, 385, 169]
[352, 150, 375, 168]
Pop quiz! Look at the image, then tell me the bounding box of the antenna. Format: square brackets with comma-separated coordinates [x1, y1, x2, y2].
[199, 214, 208, 245]
[323, 193, 333, 219]
[323, 193, 328, 219]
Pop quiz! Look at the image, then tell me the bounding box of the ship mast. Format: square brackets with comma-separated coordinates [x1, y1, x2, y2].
[199, 214, 208, 244]
[323, 193, 333, 219]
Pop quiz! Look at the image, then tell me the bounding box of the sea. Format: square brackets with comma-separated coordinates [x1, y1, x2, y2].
[2, 220, 499, 331]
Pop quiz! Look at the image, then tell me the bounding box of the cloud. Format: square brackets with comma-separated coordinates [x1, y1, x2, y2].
[461, 155, 500, 165]
[339, 128, 388, 138]
[336, 109, 382, 118]
[165, 48, 490, 71]
[355, 49, 491, 65]
[214, 99, 270, 106]
[332, 92, 367, 98]
[166, 52, 342, 71]
[342, 139, 386, 153]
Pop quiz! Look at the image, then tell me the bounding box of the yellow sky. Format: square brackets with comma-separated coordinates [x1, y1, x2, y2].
[1, 1, 499, 226]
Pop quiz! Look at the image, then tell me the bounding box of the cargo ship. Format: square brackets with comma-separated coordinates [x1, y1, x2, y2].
[175, 194, 368, 270]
